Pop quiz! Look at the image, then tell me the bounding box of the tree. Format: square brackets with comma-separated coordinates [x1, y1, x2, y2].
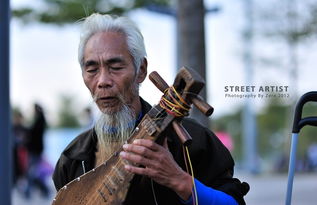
[12, 0, 170, 24]
[255, 0, 317, 171]
[56, 95, 80, 128]
[13, 0, 211, 126]
[176, 0, 209, 126]
[256, 0, 317, 98]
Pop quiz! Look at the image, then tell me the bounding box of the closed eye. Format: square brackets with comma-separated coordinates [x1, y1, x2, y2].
[110, 66, 124, 71]
[84, 60, 99, 73]
[86, 67, 98, 73]
[106, 57, 126, 71]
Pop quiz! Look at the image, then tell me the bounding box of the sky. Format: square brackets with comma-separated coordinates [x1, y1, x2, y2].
[10, 0, 317, 125]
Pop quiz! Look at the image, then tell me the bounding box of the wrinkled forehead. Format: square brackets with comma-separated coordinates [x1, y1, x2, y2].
[86, 31, 127, 51]
[83, 31, 131, 61]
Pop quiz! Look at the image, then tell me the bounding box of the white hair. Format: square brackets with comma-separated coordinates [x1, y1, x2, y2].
[94, 104, 135, 161]
[78, 13, 147, 73]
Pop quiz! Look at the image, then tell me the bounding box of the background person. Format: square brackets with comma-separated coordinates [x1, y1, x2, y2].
[12, 109, 28, 189]
[25, 103, 50, 198]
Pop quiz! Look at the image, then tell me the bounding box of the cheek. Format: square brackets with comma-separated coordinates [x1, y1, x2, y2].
[83, 76, 95, 94]
[125, 76, 136, 89]
[126, 79, 139, 98]
[119, 76, 136, 96]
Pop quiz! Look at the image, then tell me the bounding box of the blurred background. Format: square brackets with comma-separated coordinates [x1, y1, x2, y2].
[3, 0, 317, 204]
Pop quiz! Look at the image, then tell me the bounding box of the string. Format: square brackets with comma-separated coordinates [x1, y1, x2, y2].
[185, 146, 198, 205]
[151, 179, 159, 205]
[98, 87, 193, 199]
[160, 97, 183, 117]
[167, 87, 190, 111]
[171, 86, 190, 107]
[182, 146, 196, 205]
[159, 86, 190, 117]
[103, 109, 166, 182]
[100, 108, 166, 190]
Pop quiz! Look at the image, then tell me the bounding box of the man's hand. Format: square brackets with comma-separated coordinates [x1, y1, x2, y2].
[120, 139, 193, 200]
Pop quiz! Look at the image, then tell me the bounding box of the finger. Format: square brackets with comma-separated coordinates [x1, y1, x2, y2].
[124, 164, 147, 175]
[132, 139, 161, 151]
[122, 143, 154, 159]
[124, 164, 157, 177]
[120, 151, 153, 167]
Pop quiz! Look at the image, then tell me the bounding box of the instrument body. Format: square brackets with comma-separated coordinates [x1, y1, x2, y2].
[52, 67, 212, 205]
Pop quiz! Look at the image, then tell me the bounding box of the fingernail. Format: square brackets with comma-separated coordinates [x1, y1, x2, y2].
[120, 152, 126, 157]
[133, 139, 140, 144]
[123, 144, 128, 149]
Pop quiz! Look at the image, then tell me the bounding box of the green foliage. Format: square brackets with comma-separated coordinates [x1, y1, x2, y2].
[257, 99, 291, 157]
[12, 8, 34, 23]
[12, 0, 171, 25]
[56, 95, 80, 128]
[257, 0, 317, 43]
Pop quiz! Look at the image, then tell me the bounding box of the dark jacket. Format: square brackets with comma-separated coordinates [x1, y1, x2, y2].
[53, 98, 249, 204]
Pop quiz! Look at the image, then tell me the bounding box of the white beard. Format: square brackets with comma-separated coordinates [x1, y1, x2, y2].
[94, 104, 135, 162]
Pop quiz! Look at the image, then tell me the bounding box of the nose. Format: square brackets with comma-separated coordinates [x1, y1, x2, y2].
[97, 68, 113, 89]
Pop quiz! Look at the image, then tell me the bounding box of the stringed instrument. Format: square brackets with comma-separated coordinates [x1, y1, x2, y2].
[52, 67, 213, 205]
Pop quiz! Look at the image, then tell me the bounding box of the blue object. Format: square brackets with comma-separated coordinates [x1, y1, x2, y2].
[285, 133, 298, 205]
[180, 179, 238, 205]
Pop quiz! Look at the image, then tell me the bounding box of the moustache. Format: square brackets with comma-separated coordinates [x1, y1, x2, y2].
[92, 92, 126, 104]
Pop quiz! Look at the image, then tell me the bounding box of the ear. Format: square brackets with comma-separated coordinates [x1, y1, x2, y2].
[136, 58, 148, 83]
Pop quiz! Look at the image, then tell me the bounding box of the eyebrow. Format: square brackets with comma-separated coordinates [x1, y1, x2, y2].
[105, 57, 125, 65]
[84, 60, 98, 67]
[84, 57, 125, 67]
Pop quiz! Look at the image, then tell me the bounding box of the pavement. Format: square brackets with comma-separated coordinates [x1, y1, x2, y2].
[12, 179, 55, 205]
[11, 172, 317, 205]
[238, 172, 317, 205]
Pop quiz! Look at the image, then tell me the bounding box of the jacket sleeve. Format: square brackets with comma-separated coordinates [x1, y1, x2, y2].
[179, 178, 239, 205]
[182, 119, 249, 205]
[204, 130, 249, 205]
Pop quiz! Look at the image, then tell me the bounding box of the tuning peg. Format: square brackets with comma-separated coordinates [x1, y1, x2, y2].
[149, 70, 214, 117]
[172, 121, 192, 146]
[149, 71, 169, 93]
[191, 97, 214, 116]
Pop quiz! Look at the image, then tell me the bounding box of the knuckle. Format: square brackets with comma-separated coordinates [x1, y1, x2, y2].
[157, 154, 165, 163]
[157, 154, 164, 163]
[150, 141, 156, 146]
[148, 141, 156, 148]
[134, 155, 143, 163]
[150, 169, 159, 177]
[144, 167, 153, 177]
[139, 147, 147, 155]
[152, 161, 160, 169]
[158, 158, 164, 164]
[136, 155, 150, 166]
[130, 144, 138, 152]
[124, 152, 131, 159]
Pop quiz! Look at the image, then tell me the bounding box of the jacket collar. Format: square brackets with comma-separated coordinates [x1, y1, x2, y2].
[63, 128, 97, 161]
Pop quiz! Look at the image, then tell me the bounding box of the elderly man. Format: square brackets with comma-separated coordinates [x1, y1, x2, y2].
[53, 13, 249, 205]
